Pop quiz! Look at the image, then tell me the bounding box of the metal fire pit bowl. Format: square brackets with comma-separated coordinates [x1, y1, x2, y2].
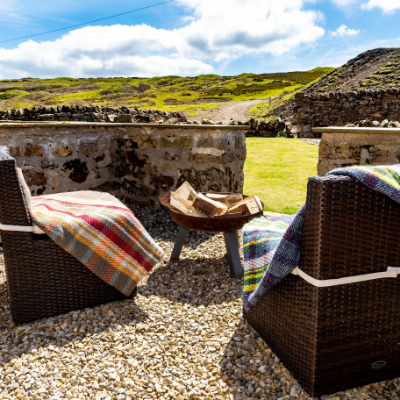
[159, 192, 265, 278]
[159, 192, 264, 233]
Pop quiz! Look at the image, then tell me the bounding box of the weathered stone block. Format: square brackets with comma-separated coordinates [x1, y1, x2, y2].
[59, 112, 72, 118]
[118, 114, 133, 123]
[160, 136, 192, 150]
[72, 115, 84, 121]
[129, 136, 157, 149]
[177, 167, 241, 193]
[150, 174, 174, 190]
[164, 152, 179, 161]
[135, 115, 152, 123]
[22, 167, 47, 186]
[235, 135, 246, 150]
[63, 159, 89, 184]
[319, 142, 361, 161]
[25, 143, 43, 157]
[9, 146, 21, 157]
[41, 160, 57, 170]
[37, 114, 55, 121]
[189, 153, 223, 164]
[197, 136, 230, 151]
[53, 144, 72, 157]
[126, 151, 148, 168]
[79, 142, 98, 156]
[370, 156, 393, 164]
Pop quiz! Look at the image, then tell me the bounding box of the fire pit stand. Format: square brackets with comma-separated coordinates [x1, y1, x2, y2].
[171, 227, 243, 277]
[160, 193, 264, 278]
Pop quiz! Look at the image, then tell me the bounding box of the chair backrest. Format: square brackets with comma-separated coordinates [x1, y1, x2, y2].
[0, 147, 32, 226]
[299, 174, 400, 280]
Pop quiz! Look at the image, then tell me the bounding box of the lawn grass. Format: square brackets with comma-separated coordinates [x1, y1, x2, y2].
[244, 138, 318, 214]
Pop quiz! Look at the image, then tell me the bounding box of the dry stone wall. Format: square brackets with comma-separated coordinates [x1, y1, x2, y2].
[292, 88, 400, 138]
[0, 105, 187, 124]
[315, 127, 400, 175]
[0, 122, 246, 208]
[245, 118, 292, 138]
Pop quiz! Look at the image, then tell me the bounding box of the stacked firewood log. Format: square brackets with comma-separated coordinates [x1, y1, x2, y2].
[162, 182, 263, 218]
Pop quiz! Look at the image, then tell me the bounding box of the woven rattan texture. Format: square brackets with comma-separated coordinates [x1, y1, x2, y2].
[302, 175, 400, 279]
[3, 233, 136, 324]
[0, 151, 31, 226]
[244, 175, 400, 396]
[0, 152, 136, 324]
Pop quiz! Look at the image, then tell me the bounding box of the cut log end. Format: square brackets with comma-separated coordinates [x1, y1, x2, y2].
[175, 181, 198, 202]
[227, 195, 263, 216]
[170, 192, 196, 215]
[193, 193, 228, 217]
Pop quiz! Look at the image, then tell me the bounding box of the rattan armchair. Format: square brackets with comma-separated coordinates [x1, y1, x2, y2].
[244, 174, 400, 396]
[0, 149, 136, 325]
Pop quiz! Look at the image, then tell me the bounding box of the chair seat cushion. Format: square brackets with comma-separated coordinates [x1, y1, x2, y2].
[30, 190, 165, 296]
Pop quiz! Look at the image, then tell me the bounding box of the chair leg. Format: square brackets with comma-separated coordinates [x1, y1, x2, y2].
[171, 226, 189, 261]
[223, 231, 244, 278]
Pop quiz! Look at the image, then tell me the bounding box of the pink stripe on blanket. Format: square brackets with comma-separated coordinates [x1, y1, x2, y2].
[83, 215, 154, 273]
[33, 198, 131, 214]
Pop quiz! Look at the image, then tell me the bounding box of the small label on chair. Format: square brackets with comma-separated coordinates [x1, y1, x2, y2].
[371, 361, 387, 369]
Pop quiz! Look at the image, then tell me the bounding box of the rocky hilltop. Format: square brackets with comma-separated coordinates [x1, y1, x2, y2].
[305, 48, 400, 94]
[262, 48, 400, 131]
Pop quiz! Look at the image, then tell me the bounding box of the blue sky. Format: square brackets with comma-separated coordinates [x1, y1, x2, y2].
[0, 0, 399, 79]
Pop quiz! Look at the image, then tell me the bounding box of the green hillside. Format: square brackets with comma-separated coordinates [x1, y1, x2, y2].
[249, 67, 334, 119]
[0, 68, 334, 117]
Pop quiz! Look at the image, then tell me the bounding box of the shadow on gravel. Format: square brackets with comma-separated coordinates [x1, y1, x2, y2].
[0, 279, 149, 367]
[139, 255, 243, 307]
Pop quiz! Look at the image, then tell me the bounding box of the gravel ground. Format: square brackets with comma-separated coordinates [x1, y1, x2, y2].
[0, 207, 398, 399]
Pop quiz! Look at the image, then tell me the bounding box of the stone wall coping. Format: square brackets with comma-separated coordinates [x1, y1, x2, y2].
[0, 121, 250, 130]
[313, 127, 400, 134]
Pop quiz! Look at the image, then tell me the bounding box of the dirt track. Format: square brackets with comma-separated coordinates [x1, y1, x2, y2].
[191, 98, 275, 124]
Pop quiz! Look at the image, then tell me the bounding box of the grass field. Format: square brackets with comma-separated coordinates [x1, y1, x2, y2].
[244, 138, 319, 214]
[0, 68, 333, 116]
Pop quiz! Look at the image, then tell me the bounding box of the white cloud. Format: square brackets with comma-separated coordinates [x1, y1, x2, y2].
[332, 0, 359, 6]
[0, 0, 325, 78]
[330, 24, 360, 36]
[361, 0, 400, 13]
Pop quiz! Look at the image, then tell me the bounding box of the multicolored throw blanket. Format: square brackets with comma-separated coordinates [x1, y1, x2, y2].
[243, 164, 400, 311]
[29, 191, 165, 296]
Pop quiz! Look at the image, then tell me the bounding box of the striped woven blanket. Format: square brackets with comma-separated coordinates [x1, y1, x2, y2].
[29, 191, 165, 296]
[243, 165, 400, 311]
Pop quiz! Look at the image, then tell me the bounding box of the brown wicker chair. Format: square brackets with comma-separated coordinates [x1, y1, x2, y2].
[244, 174, 400, 397]
[0, 148, 136, 325]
